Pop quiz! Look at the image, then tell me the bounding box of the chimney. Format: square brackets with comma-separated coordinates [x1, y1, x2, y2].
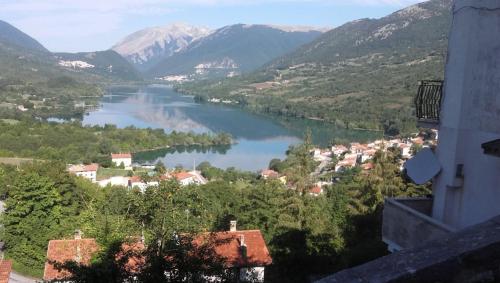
[229, 220, 237, 232]
[239, 234, 245, 247]
[74, 229, 82, 240]
[239, 234, 247, 260]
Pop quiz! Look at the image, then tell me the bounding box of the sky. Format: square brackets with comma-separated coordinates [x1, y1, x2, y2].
[0, 0, 423, 52]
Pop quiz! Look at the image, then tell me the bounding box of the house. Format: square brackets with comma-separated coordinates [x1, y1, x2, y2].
[331, 145, 349, 157]
[260, 169, 279, 180]
[128, 176, 159, 192]
[399, 143, 412, 159]
[111, 153, 132, 168]
[360, 149, 377, 163]
[43, 231, 100, 282]
[193, 221, 272, 282]
[411, 137, 424, 146]
[335, 156, 357, 172]
[68, 163, 99, 182]
[172, 171, 207, 186]
[44, 231, 144, 281]
[98, 176, 129, 188]
[0, 260, 12, 283]
[309, 185, 324, 197]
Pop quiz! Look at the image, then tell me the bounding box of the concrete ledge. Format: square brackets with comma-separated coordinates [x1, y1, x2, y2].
[386, 198, 455, 232]
[316, 215, 500, 283]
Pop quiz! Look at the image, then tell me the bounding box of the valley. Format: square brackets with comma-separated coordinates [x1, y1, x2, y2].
[0, 1, 455, 281]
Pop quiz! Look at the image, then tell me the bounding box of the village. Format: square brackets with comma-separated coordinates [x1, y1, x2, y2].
[261, 130, 437, 197]
[66, 130, 438, 198]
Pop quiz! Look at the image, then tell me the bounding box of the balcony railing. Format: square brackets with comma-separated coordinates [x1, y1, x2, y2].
[415, 80, 444, 126]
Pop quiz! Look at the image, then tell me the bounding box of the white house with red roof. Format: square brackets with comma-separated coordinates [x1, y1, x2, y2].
[128, 176, 159, 192]
[172, 171, 207, 186]
[194, 221, 272, 282]
[67, 163, 99, 182]
[111, 153, 132, 168]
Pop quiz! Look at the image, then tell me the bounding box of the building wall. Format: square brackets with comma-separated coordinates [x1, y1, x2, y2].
[75, 171, 97, 182]
[112, 158, 132, 167]
[433, 0, 500, 229]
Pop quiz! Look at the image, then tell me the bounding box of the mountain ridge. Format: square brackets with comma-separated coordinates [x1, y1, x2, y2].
[112, 23, 212, 72]
[146, 24, 325, 79]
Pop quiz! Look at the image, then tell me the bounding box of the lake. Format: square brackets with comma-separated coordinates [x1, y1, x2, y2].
[83, 85, 380, 171]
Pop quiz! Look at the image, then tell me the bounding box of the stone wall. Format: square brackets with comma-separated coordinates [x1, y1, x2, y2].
[316, 215, 500, 283]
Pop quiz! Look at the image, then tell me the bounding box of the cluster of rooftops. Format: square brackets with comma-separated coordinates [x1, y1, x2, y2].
[43, 221, 272, 282]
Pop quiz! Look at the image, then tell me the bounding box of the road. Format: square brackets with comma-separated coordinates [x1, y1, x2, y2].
[9, 272, 38, 283]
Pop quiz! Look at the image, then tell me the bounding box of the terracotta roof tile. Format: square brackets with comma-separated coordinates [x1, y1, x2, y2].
[174, 172, 194, 181]
[309, 186, 323, 195]
[43, 239, 100, 281]
[194, 230, 272, 268]
[111, 153, 132, 159]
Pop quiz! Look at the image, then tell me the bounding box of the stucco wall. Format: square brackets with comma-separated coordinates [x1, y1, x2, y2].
[433, 0, 500, 229]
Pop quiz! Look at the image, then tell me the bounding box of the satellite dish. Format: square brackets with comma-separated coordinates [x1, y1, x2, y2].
[404, 148, 441, 185]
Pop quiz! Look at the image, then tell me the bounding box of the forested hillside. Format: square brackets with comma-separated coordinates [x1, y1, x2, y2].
[0, 20, 143, 119]
[177, 0, 452, 135]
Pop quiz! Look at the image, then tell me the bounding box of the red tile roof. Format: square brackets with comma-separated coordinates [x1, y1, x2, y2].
[0, 260, 12, 283]
[309, 186, 323, 195]
[129, 175, 143, 183]
[43, 238, 100, 281]
[111, 153, 132, 159]
[174, 172, 194, 181]
[193, 230, 272, 268]
[68, 163, 99, 173]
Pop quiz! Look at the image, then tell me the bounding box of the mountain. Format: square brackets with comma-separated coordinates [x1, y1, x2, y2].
[0, 20, 143, 120]
[55, 50, 142, 81]
[0, 20, 48, 53]
[112, 23, 212, 72]
[147, 24, 325, 79]
[176, 0, 452, 134]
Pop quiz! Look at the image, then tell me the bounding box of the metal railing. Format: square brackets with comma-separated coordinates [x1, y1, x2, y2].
[415, 80, 444, 123]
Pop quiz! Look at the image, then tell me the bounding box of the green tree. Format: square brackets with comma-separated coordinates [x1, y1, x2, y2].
[2, 171, 64, 274]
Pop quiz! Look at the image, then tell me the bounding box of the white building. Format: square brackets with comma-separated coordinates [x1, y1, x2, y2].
[68, 163, 99, 182]
[128, 176, 159, 193]
[173, 171, 208, 186]
[429, 0, 500, 229]
[384, 0, 500, 252]
[98, 176, 129, 188]
[111, 153, 132, 169]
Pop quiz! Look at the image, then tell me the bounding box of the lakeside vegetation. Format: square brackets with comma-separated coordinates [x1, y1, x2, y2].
[0, 137, 429, 280]
[0, 119, 233, 165]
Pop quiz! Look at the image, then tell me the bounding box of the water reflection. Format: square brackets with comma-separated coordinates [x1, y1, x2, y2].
[83, 86, 379, 171]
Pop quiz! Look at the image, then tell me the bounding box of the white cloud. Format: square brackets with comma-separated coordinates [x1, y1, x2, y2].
[0, 0, 423, 51]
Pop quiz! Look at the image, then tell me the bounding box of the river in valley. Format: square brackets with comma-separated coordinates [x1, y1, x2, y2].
[82, 85, 380, 171]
